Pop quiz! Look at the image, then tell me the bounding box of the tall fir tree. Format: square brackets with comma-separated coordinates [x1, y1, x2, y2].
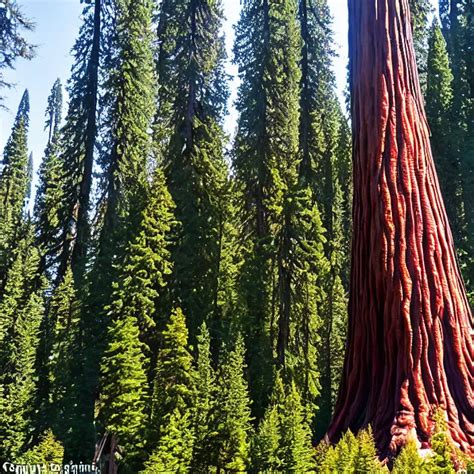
[99, 312, 148, 471]
[0, 0, 35, 101]
[149, 308, 195, 471]
[191, 323, 219, 472]
[34, 79, 65, 273]
[297, 0, 350, 434]
[409, 0, 432, 91]
[0, 90, 30, 283]
[97, 168, 176, 469]
[62, 0, 158, 459]
[0, 230, 44, 460]
[438, 0, 474, 298]
[278, 382, 316, 473]
[425, 21, 464, 245]
[155, 0, 230, 341]
[215, 334, 253, 472]
[57, 0, 101, 280]
[234, 0, 306, 415]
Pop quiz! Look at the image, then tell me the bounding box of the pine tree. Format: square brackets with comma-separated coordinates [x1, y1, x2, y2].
[99, 313, 148, 470]
[150, 308, 195, 469]
[319, 430, 358, 473]
[57, 0, 101, 279]
[19, 429, 64, 466]
[156, 0, 230, 341]
[0, 90, 30, 282]
[0, 0, 34, 101]
[425, 410, 456, 473]
[234, 0, 303, 415]
[409, 0, 432, 91]
[0, 232, 44, 460]
[354, 427, 386, 473]
[278, 187, 328, 416]
[145, 408, 195, 473]
[34, 79, 65, 273]
[101, 168, 176, 348]
[251, 405, 282, 472]
[437, 0, 474, 298]
[425, 21, 463, 244]
[215, 334, 253, 472]
[279, 382, 316, 473]
[392, 437, 426, 473]
[191, 323, 219, 472]
[43, 267, 81, 447]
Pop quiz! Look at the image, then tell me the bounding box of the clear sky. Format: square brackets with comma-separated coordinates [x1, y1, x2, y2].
[0, 0, 349, 183]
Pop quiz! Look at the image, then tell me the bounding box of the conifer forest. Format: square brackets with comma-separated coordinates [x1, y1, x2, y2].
[0, 0, 473, 472]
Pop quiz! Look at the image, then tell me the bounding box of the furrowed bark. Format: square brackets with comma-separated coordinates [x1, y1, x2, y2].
[328, 0, 474, 457]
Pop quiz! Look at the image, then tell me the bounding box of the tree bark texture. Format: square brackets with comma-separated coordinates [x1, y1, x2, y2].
[328, 0, 474, 457]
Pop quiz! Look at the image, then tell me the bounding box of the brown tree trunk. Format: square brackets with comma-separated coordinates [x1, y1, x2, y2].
[328, 0, 474, 457]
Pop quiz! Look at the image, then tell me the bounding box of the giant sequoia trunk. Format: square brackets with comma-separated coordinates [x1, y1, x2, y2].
[328, 0, 474, 457]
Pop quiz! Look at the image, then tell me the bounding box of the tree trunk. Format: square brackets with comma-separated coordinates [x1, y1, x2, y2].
[328, 0, 474, 457]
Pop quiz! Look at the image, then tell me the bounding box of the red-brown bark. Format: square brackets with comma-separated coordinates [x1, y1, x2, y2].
[327, 0, 474, 457]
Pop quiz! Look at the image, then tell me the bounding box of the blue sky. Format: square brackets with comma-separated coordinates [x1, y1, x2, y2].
[0, 0, 349, 181]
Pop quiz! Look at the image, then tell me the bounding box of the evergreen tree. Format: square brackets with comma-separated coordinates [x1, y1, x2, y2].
[251, 405, 282, 472]
[0, 0, 34, 101]
[44, 267, 81, 447]
[319, 430, 358, 473]
[278, 187, 328, 416]
[0, 90, 30, 282]
[425, 410, 456, 473]
[278, 382, 316, 473]
[0, 232, 44, 460]
[156, 0, 230, 341]
[234, 0, 303, 415]
[437, 0, 474, 297]
[215, 334, 253, 472]
[145, 408, 195, 473]
[297, 0, 351, 434]
[101, 168, 176, 349]
[353, 427, 386, 473]
[99, 312, 148, 470]
[150, 308, 195, 469]
[191, 323, 219, 472]
[392, 437, 426, 473]
[58, 0, 101, 279]
[425, 21, 464, 244]
[34, 79, 65, 273]
[19, 429, 64, 466]
[409, 0, 432, 91]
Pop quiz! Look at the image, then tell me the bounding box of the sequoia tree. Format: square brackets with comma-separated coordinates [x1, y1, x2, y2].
[328, 0, 474, 458]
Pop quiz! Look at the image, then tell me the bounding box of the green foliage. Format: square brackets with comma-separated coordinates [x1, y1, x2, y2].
[19, 429, 64, 466]
[0, 0, 35, 101]
[0, 90, 31, 281]
[251, 405, 282, 472]
[215, 334, 253, 472]
[57, 0, 101, 279]
[105, 168, 176, 343]
[99, 312, 148, 469]
[34, 79, 65, 272]
[145, 409, 195, 474]
[191, 323, 218, 472]
[425, 410, 456, 473]
[0, 232, 44, 460]
[319, 428, 387, 474]
[409, 0, 432, 90]
[251, 375, 315, 473]
[95, 0, 157, 294]
[279, 382, 316, 473]
[156, 0, 230, 340]
[149, 308, 195, 471]
[392, 438, 426, 473]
